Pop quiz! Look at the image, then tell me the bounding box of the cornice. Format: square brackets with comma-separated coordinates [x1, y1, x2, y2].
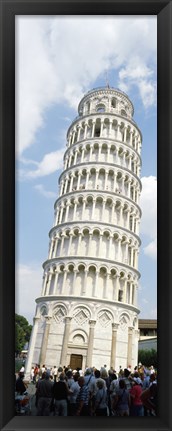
[54, 189, 142, 217]
[42, 255, 141, 278]
[35, 295, 140, 316]
[49, 220, 141, 245]
[59, 161, 142, 188]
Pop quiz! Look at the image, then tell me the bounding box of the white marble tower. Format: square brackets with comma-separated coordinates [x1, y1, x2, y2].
[25, 86, 142, 376]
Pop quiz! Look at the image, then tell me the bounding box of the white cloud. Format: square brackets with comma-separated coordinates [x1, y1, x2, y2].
[15, 263, 43, 324]
[19, 148, 64, 180]
[34, 184, 57, 199]
[140, 176, 157, 260]
[144, 238, 157, 260]
[16, 16, 157, 157]
[118, 59, 157, 108]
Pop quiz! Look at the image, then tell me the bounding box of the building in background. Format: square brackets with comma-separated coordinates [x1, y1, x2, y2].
[138, 319, 157, 351]
[25, 86, 142, 376]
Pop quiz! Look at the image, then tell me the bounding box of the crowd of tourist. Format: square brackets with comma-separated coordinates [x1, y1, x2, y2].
[15, 362, 157, 417]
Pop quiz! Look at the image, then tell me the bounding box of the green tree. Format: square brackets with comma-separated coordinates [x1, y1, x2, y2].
[138, 349, 157, 369]
[15, 313, 32, 354]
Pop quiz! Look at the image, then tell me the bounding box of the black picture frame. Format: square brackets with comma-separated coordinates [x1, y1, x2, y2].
[0, 1, 172, 430]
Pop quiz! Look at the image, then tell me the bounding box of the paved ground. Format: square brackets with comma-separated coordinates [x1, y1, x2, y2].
[27, 382, 37, 415]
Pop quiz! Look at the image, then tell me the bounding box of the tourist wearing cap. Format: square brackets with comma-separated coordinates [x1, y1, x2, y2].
[36, 370, 54, 416]
[129, 377, 144, 416]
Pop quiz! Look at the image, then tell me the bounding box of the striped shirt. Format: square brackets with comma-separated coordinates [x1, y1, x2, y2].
[76, 384, 89, 405]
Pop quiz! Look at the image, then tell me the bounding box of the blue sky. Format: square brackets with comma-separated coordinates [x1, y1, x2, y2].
[15, 16, 157, 324]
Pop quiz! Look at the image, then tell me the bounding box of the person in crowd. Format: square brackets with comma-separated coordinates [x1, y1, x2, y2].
[52, 372, 72, 416]
[36, 370, 53, 416]
[112, 379, 130, 416]
[15, 372, 27, 395]
[66, 371, 80, 415]
[33, 364, 39, 384]
[109, 373, 119, 415]
[141, 380, 157, 416]
[100, 367, 109, 387]
[89, 369, 105, 415]
[52, 366, 58, 382]
[30, 366, 35, 383]
[129, 376, 144, 416]
[94, 378, 108, 416]
[84, 368, 95, 389]
[142, 370, 150, 390]
[75, 376, 90, 416]
[121, 368, 132, 390]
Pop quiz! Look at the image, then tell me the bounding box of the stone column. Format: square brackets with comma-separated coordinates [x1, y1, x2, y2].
[81, 147, 85, 162]
[91, 120, 96, 138]
[123, 277, 127, 303]
[104, 170, 108, 189]
[98, 233, 103, 257]
[42, 272, 48, 296]
[53, 236, 59, 258]
[73, 199, 78, 219]
[71, 269, 78, 295]
[127, 327, 134, 368]
[64, 177, 69, 194]
[95, 169, 99, 188]
[48, 238, 55, 259]
[82, 198, 86, 219]
[59, 180, 64, 196]
[68, 153, 72, 167]
[61, 269, 68, 294]
[69, 173, 74, 192]
[25, 316, 40, 377]
[60, 317, 72, 366]
[88, 232, 93, 256]
[84, 122, 88, 139]
[77, 232, 82, 255]
[53, 270, 59, 295]
[124, 126, 127, 142]
[59, 206, 64, 224]
[77, 171, 82, 189]
[87, 320, 96, 367]
[91, 198, 96, 219]
[54, 207, 59, 225]
[100, 119, 104, 136]
[107, 145, 110, 162]
[82, 269, 88, 295]
[65, 203, 70, 223]
[77, 126, 81, 142]
[74, 149, 78, 165]
[103, 272, 110, 298]
[89, 144, 93, 161]
[45, 272, 53, 295]
[85, 170, 90, 188]
[68, 232, 73, 255]
[110, 323, 119, 370]
[114, 275, 119, 301]
[39, 316, 52, 367]
[129, 283, 133, 304]
[109, 119, 113, 137]
[93, 270, 99, 297]
[60, 233, 65, 256]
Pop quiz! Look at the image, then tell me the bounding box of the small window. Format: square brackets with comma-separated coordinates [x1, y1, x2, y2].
[96, 103, 105, 113]
[95, 127, 100, 137]
[121, 109, 127, 117]
[111, 97, 117, 108]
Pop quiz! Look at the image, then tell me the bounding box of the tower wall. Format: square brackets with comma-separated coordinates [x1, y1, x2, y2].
[25, 87, 142, 376]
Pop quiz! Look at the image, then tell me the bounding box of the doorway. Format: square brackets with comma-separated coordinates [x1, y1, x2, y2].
[70, 354, 83, 370]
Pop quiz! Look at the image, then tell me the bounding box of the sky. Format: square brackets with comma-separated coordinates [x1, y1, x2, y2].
[15, 16, 157, 325]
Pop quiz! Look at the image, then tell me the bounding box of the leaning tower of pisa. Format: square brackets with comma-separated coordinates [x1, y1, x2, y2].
[25, 86, 142, 376]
